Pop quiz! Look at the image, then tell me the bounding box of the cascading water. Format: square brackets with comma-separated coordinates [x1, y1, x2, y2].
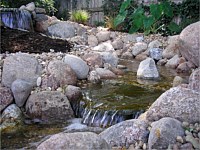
[1, 8, 33, 31]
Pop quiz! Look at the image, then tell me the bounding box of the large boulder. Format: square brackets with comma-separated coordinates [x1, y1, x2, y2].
[99, 119, 149, 148]
[47, 22, 75, 38]
[64, 85, 82, 102]
[11, 79, 33, 107]
[0, 104, 23, 133]
[47, 60, 77, 86]
[25, 91, 74, 123]
[137, 58, 159, 79]
[0, 86, 13, 112]
[179, 21, 200, 67]
[37, 132, 111, 150]
[146, 87, 200, 123]
[95, 68, 117, 79]
[148, 117, 184, 150]
[188, 68, 200, 92]
[2, 53, 42, 88]
[162, 35, 180, 59]
[63, 55, 89, 79]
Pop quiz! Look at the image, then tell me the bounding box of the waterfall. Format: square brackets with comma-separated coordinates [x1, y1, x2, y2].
[81, 108, 144, 128]
[1, 8, 33, 31]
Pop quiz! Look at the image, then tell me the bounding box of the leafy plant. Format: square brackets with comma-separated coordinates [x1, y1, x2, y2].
[70, 10, 90, 24]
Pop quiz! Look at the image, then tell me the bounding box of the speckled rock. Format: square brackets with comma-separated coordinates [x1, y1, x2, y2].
[82, 53, 103, 68]
[0, 104, 23, 132]
[112, 38, 124, 50]
[188, 68, 200, 92]
[47, 60, 77, 86]
[165, 54, 180, 69]
[149, 48, 163, 60]
[64, 85, 82, 102]
[0, 86, 13, 112]
[11, 79, 33, 107]
[96, 31, 111, 43]
[99, 119, 149, 148]
[37, 132, 111, 150]
[132, 42, 148, 56]
[93, 42, 114, 52]
[63, 54, 89, 79]
[25, 91, 74, 123]
[148, 117, 184, 150]
[137, 58, 159, 79]
[2, 53, 42, 87]
[100, 52, 118, 67]
[146, 87, 200, 123]
[179, 21, 200, 67]
[88, 35, 98, 46]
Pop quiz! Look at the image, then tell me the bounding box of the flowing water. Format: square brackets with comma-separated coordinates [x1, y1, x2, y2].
[1, 59, 188, 149]
[1, 8, 33, 31]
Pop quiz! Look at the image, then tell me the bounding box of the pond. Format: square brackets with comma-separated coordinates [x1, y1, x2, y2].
[1, 59, 187, 150]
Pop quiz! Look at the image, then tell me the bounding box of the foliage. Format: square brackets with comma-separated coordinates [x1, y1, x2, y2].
[70, 10, 90, 24]
[114, 0, 199, 35]
[0, 0, 57, 15]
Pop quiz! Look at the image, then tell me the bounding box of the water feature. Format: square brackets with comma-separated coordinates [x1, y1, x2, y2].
[1, 59, 186, 149]
[1, 8, 33, 31]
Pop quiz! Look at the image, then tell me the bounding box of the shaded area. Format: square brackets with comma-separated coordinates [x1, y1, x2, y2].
[0, 27, 73, 53]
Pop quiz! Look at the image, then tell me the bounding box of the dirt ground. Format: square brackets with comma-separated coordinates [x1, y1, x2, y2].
[0, 27, 73, 54]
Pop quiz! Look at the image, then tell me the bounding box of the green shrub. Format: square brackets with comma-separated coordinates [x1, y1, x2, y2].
[70, 10, 90, 24]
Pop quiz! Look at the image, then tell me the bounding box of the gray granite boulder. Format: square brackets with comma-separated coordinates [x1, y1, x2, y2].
[47, 21, 75, 38]
[132, 42, 147, 56]
[95, 68, 117, 79]
[63, 54, 89, 79]
[99, 119, 149, 148]
[149, 48, 163, 60]
[146, 87, 200, 123]
[47, 60, 77, 86]
[25, 91, 74, 123]
[137, 58, 159, 79]
[165, 54, 180, 69]
[148, 117, 184, 150]
[96, 31, 111, 43]
[88, 35, 98, 46]
[11, 79, 33, 107]
[37, 132, 111, 150]
[2, 53, 42, 87]
[82, 53, 103, 68]
[100, 52, 118, 67]
[64, 85, 82, 102]
[179, 21, 200, 67]
[0, 86, 13, 112]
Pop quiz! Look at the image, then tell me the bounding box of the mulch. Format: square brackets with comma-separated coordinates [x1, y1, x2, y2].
[0, 27, 73, 54]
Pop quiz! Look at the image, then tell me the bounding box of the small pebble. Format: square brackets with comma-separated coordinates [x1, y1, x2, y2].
[176, 136, 184, 143]
[36, 77, 42, 87]
[142, 143, 147, 150]
[182, 122, 189, 128]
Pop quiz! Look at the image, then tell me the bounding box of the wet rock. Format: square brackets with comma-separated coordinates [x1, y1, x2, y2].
[100, 52, 118, 67]
[179, 21, 200, 67]
[88, 35, 98, 46]
[47, 60, 77, 86]
[137, 58, 159, 79]
[64, 85, 82, 102]
[0, 86, 13, 112]
[188, 68, 200, 92]
[99, 119, 149, 148]
[172, 76, 186, 87]
[95, 68, 117, 79]
[11, 79, 33, 107]
[146, 87, 200, 123]
[93, 42, 114, 52]
[148, 117, 184, 150]
[47, 21, 75, 38]
[2, 53, 42, 88]
[162, 35, 180, 59]
[82, 53, 103, 68]
[0, 104, 23, 133]
[63, 54, 89, 79]
[165, 54, 180, 69]
[25, 91, 74, 123]
[149, 48, 163, 60]
[37, 132, 111, 150]
[112, 38, 124, 50]
[87, 70, 101, 83]
[96, 31, 111, 43]
[132, 42, 148, 56]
